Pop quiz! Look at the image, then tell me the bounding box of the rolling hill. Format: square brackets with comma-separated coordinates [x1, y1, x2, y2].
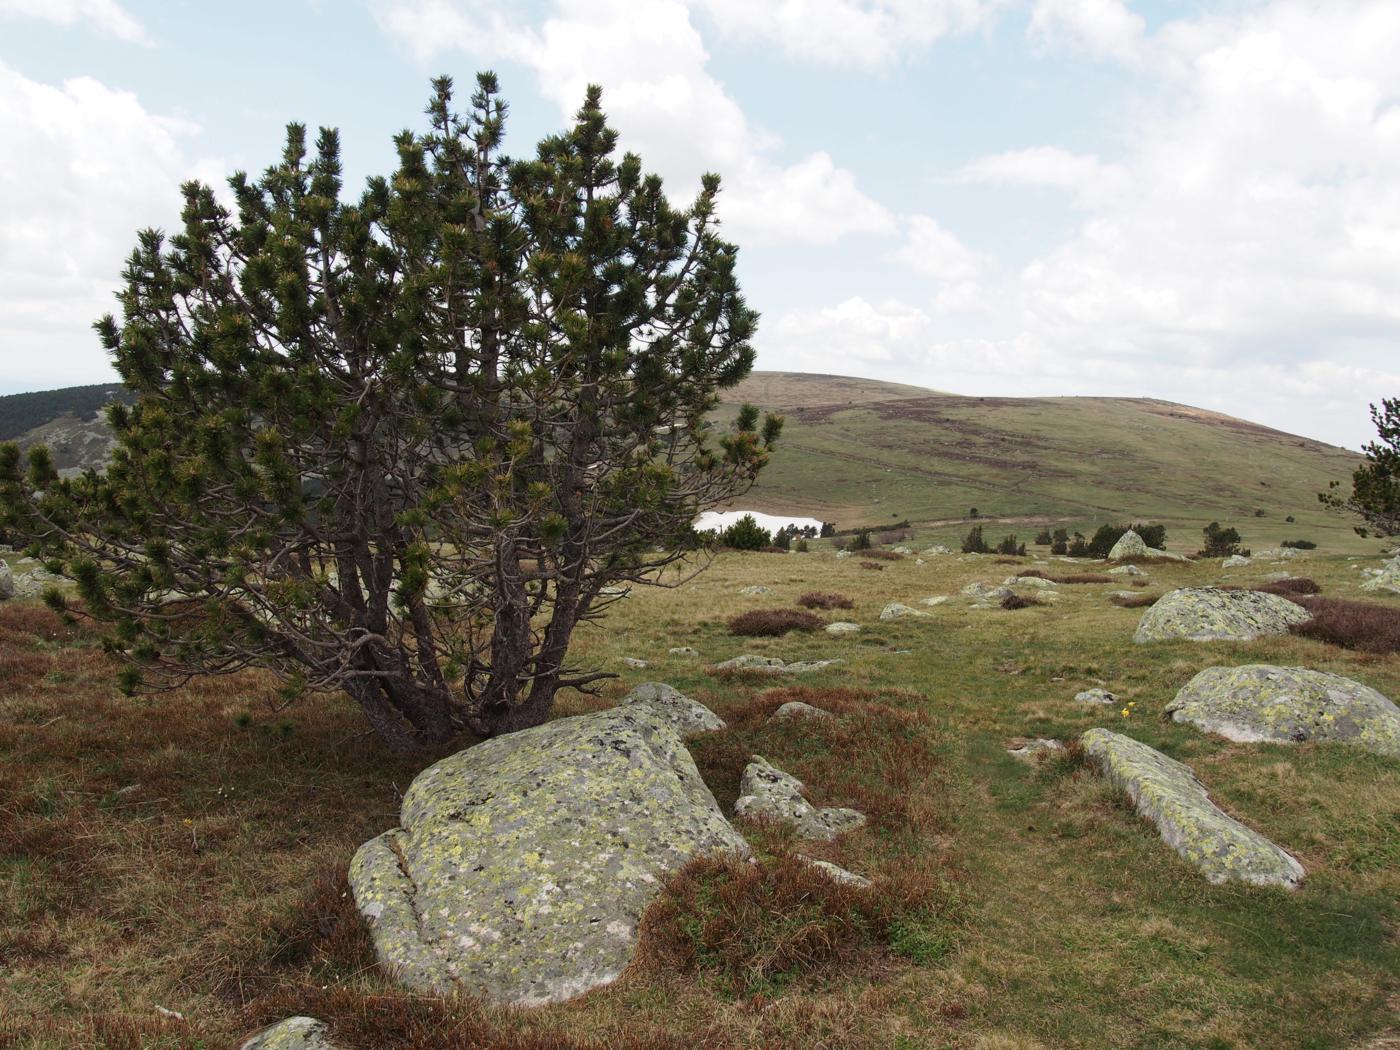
[0, 372, 1371, 551]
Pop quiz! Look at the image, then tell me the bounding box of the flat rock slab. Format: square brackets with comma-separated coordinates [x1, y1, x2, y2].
[1134, 587, 1311, 643]
[239, 1017, 340, 1050]
[1361, 557, 1400, 595]
[1082, 728, 1304, 888]
[623, 682, 725, 736]
[1007, 738, 1065, 761]
[739, 585, 772, 595]
[713, 655, 842, 674]
[1075, 688, 1118, 705]
[770, 701, 834, 723]
[880, 602, 928, 620]
[1166, 665, 1400, 758]
[350, 706, 748, 1006]
[734, 756, 866, 840]
[825, 621, 860, 634]
[962, 582, 1012, 602]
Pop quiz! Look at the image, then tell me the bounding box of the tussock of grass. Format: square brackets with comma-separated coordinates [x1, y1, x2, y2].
[728, 609, 823, 637]
[1285, 595, 1400, 654]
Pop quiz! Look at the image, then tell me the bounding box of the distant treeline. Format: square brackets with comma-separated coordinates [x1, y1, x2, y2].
[0, 383, 135, 442]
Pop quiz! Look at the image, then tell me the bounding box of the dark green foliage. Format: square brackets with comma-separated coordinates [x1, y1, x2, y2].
[1086, 522, 1167, 557]
[1281, 538, 1317, 549]
[1199, 522, 1248, 557]
[1285, 515, 1296, 523]
[1322, 397, 1400, 537]
[1050, 528, 1069, 555]
[1066, 532, 1090, 558]
[819, 521, 836, 538]
[961, 525, 989, 554]
[720, 514, 772, 551]
[0, 384, 136, 442]
[0, 75, 779, 750]
[995, 534, 1026, 556]
[968, 507, 979, 518]
[1254, 508, 1266, 517]
[849, 529, 872, 551]
[1034, 529, 1052, 545]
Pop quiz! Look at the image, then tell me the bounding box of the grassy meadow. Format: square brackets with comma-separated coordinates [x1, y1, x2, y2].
[2, 540, 1398, 1048]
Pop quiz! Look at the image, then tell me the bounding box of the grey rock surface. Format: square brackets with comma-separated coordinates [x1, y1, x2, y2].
[734, 756, 866, 840]
[623, 682, 725, 736]
[1133, 587, 1312, 643]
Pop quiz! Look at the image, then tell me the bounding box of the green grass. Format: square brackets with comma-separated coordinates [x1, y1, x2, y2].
[2, 545, 1399, 1047]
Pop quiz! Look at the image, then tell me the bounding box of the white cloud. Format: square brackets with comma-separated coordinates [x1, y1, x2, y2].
[0, 0, 149, 43]
[0, 63, 220, 389]
[692, 0, 997, 67]
[959, 146, 1130, 207]
[891, 216, 988, 311]
[373, 0, 895, 244]
[1028, 0, 1145, 64]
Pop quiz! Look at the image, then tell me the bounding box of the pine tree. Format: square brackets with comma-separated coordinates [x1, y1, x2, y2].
[0, 75, 780, 751]
[1322, 398, 1400, 537]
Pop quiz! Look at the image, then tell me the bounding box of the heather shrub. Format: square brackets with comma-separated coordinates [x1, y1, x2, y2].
[1001, 593, 1044, 609]
[1281, 538, 1317, 549]
[1253, 577, 1321, 596]
[728, 609, 823, 637]
[1110, 592, 1159, 608]
[797, 591, 854, 610]
[1286, 596, 1400, 654]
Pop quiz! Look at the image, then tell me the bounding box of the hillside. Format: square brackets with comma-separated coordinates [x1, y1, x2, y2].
[720, 372, 1369, 552]
[0, 373, 1370, 551]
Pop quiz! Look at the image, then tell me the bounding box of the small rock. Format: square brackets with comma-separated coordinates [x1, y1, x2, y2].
[739, 585, 772, 596]
[668, 646, 699, 657]
[923, 545, 951, 555]
[797, 855, 871, 887]
[962, 582, 1013, 602]
[1007, 738, 1065, 760]
[1005, 575, 1055, 588]
[835, 549, 853, 559]
[713, 655, 842, 675]
[1082, 728, 1304, 888]
[734, 756, 866, 840]
[1222, 555, 1252, 568]
[825, 621, 860, 634]
[623, 682, 725, 736]
[880, 601, 928, 620]
[919, 595, 950, 606]
[0, 561, 13, 600]
[1109, 565, 1146, 577]
[622, 657, 649, 669]
[239, 1017, 341, 1050]
[891, 546, 914, 555]
[770, 701, 834, 723]
[1075, 688, 1118, 705]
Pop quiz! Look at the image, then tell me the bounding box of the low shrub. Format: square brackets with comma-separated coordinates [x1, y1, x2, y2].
[797, 591, 854, 610]
[1285, 596, 1400, 654]
[996, 534, 1026, 556]
[1281, 539, 1317, 549]
[728, 609, 824, 637]
[794, 538, 809, 553]
[1131, 578, 1150, 588]
[961, 525, 989, 554]
[859, 561, 885, 571]
[879, 529, 909, 545]
[1199, 521, 1248, 558]
[718, 514, 772, 551]
[850, 529, 873, 551]
[1110, 592, 1159, 608]
[1253, 577, 1321, 596]
[1066, 532, 1090, 558]
[1034, 528, 1053, 545]
[1001, 593, 1045, 609]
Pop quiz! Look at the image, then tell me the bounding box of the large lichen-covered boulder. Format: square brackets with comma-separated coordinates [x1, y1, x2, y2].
[962, 582, 1012, 603]
[880, 601, 928, 620]
[349, 705, 748, 1007]
[1166, 665, 1400, 758]
[1133, 587, 1311, 643]
[1108, 530, 1150, 560]
[622, 682, 724, 736]
[734, 756, 866, 840]
[1361, 556, 1400, 596]
[1081, 728, 1304, 888]
[239, 1017, 340, 1050]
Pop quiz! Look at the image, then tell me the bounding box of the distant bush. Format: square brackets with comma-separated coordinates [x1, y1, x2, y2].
[1034, 529, 1052, 545]
[1286, 595, 1400, 654]
[1281, 539, 1317, 549]
[878, 529, 909, 545]
[1050, 537, 1068, 555]
[996, 534, 1026, 556]
[728, 609, 823, 637]
[1285, 515, 1296, 523]
[961, 525, 989, 554]
[719, 514, 772, 551]
[1066, 532, 1090, 558]
[1087, 522, 1168, 557]
[820, 522, 837, 538]
[1110, 592, 1159, 608]
[968, 508, 979, 519]
[1198, 522, 1248, 558]
[773, 528, 791, 551]
[850, 529, 872, 551]
[1254, 508, 1266, 517]
[1001, 593, 1044, 610]
[794, 538, 809, 553]
[797, 591, 854, 610]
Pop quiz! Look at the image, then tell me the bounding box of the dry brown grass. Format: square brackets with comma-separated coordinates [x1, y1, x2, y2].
[796, 591, 855, 610]
[858, 561, 886, 572]
[1000, 594, 1045, 610]
[861, 550, 903, 562]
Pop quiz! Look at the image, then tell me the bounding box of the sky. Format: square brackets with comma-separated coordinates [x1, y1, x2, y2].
[1, 0, 1397, 449]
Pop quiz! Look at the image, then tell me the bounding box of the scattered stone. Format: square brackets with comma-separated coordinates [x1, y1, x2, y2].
[1222, 555, 1252, 568]
[1133, 587, 1312, 644]
[1107, 590, 1143, 601]
[961, 582, 1013, 603]
[770, 701, 834, 723]
[621, 657, 648, 669]
[734, 756, 866, 840]
[923, 545, 952, 555]
[623, 682, 725, 737]
[915, 558, 925, 565]
[739, 585, 772, 596]
[1166, 665, 1400, 758]
[712, 655, 842, 674]
[1361, 556, 1400, 596]
[1108, 530, 1150, 560]
[797, 855, 871, 887]
[825, 621, 860, 634]
[891, 546, 914, 555]
[1075, 688, 1118, 705]
[880, 601, 929, 620]
[668, 646, 699, 657]
[920, 595, 950, 606]
[1261, 571, 1293, 582]
[1081, 728, 1304, 888]
[239, 1017, 341, 1050]
[349, 705, 748, 1006]
[1007, 738, 1065, 760]
[1109, 565, 1146, 577]
[0, 561, 12, 600]
[835, 549, 853, 559]
[1005, 575, 1054, 588]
